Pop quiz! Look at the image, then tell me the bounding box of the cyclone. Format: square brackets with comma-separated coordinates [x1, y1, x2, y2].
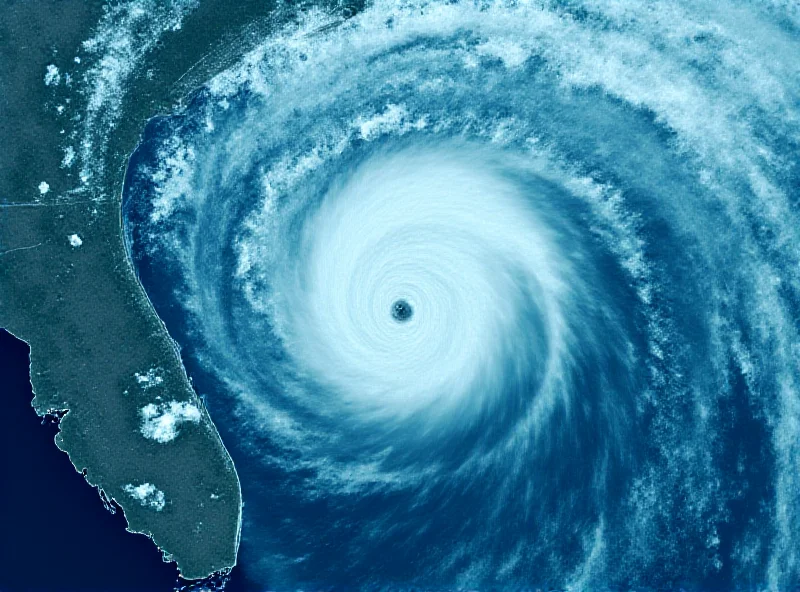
[277, 146, 569, 425]
[118, 0, 800, 589]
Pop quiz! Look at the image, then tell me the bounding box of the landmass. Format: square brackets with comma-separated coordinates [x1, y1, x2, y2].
[0, 0, 277, 580]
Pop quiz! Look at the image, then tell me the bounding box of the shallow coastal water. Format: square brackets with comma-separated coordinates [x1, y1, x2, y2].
[117, 1, 800, 590]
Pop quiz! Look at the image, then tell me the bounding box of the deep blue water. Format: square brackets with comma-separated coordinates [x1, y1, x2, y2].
[118, 1, 800, 590]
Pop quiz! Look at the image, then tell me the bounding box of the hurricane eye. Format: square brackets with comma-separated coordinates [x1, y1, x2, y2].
[391, 299, 413, 322]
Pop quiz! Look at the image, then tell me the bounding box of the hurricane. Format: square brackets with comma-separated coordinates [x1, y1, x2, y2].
[115, 0, 800, 589]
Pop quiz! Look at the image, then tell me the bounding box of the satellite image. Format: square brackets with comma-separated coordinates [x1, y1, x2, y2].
[1, 0, 799, 591]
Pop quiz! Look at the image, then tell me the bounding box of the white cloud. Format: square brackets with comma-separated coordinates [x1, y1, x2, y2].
[356, 104, 423, 140]
[68, 234, 83, 248]
[44, 64, 61, 86]
[123, 483, 166, 511]
[38, 182, 50, 195]
[61, 146, 76, 168]
[134, 368, 163, 388]
[140, 401, 202, 443]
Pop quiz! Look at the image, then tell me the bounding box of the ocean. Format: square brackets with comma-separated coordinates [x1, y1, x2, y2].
[118, 2, 800, 589]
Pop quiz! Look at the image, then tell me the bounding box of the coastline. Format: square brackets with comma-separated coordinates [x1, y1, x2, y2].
[0, 328, 180, 591]
[0, 0, 258, 580]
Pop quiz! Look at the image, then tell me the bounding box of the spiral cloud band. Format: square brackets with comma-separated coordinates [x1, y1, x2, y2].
[277, 146, 569, 425]
[121, 0, 800, 588]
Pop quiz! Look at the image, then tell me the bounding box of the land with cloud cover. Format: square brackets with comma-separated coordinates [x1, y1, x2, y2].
[0, 0, 291, 579]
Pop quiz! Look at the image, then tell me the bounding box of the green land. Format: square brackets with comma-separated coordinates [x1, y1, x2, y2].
[0, 0, 286, 579]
